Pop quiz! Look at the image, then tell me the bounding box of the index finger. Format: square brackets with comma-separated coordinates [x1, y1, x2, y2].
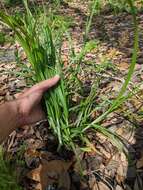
[33, 75, 60, 92]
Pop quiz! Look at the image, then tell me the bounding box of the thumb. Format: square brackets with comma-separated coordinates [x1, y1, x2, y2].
[38, 75, 60, 92]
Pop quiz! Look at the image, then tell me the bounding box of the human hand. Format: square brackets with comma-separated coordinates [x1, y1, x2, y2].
[16, 75, 60, 126]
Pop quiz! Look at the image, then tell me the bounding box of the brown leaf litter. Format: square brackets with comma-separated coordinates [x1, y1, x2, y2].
[1, 2, 143, 190]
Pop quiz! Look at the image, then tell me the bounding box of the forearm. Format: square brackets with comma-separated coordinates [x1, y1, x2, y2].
[0, 100, 21, 144]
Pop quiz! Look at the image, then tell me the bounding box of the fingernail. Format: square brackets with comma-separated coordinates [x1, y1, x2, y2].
[55, 74, 60, 79]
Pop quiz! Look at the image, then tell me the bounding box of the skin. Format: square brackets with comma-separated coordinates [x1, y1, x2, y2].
[0, 75, 60, 144]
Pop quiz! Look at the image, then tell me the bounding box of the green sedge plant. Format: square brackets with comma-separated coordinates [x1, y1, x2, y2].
[0, 0, 72, 150]
[84, 0, 139, 126]
[4, 0, 22, 6]
[85, 0, 101, 42]
[0, 147, 22, 190]
[65, 0, 139, 152]
[0, 0, 139, 154]
[0, 31, 5, 45]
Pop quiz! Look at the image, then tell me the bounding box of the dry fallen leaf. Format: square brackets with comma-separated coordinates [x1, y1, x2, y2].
[115, 185, 123, 190]
[106, 48, 122, 59]
[27, 159, 72, 190]
[116, 163, 126, 184]
[21, 52, 27, 61]
[117, 62, 129, 71]
[24, 148, 41, 167]
[119, 30, 129, 48]
[137, 156, 143, 169]
[95, 181, 111, 190]
[108, 81, 121, 92]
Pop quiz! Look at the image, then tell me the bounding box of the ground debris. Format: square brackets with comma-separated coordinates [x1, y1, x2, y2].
[1, 2, 143, 190]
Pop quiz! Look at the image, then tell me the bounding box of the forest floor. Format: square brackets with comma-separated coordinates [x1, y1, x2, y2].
[1, 1, 143, 190]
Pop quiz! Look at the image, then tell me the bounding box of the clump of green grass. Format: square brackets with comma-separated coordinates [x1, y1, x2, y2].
[0, 0, 138, 155]
[87, 0, 140, 15]
[4, 0, 22, 6]
[0, 147, 22, 190]
[0, 0, 72, 150]
[0, 32, 6, 45]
